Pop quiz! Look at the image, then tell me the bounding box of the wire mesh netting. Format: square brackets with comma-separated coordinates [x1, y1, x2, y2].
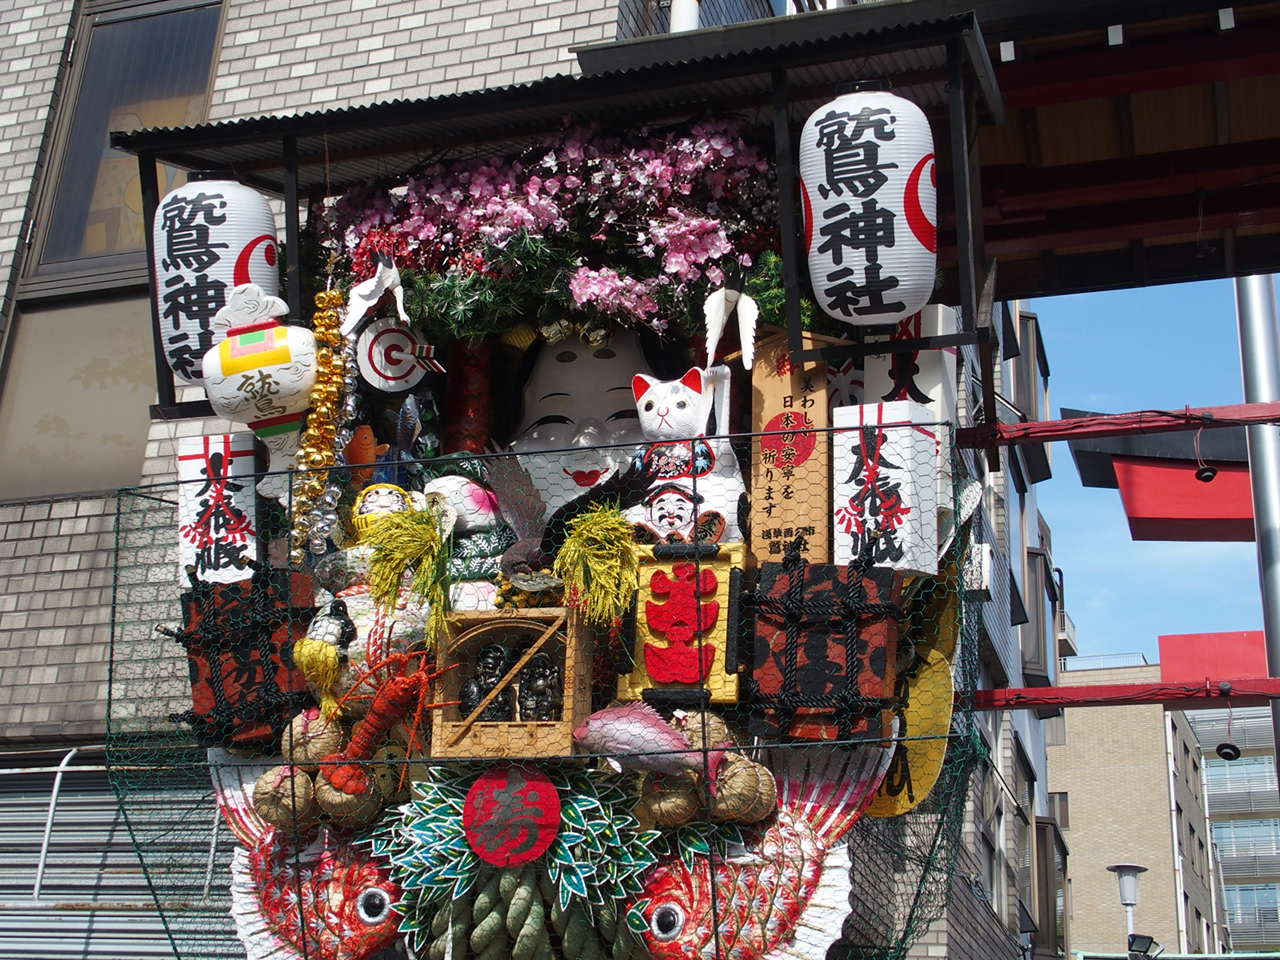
[107, 423, 985, 960]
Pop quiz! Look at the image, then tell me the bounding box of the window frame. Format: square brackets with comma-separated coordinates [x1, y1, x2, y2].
[18, 0, 224, 298]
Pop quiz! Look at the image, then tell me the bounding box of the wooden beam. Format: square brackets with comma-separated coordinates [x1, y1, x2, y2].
[957, 401, 1280, 448]
[996, 20, 1280, 109]
[980, 138, 1280, 218]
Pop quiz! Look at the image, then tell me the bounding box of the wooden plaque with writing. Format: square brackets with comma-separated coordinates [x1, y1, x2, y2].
[749, 331, 832, 566]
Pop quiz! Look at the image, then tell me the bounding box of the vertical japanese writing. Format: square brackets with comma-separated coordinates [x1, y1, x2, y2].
[834, 426, 910, 564]
[813, 106, 905, 318]
[159, 191, 229, 378]
[178, 447, 255, 576]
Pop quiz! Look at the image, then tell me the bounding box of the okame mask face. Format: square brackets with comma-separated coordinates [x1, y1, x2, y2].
[508, 334, 649, 514]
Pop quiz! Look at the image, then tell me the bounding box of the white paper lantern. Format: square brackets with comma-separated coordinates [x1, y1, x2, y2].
[152, 176, 279, 382]
[799, 91, 936, 327]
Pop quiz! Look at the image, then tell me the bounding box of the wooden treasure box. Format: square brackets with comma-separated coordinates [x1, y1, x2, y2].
[430, 607, 591, 759]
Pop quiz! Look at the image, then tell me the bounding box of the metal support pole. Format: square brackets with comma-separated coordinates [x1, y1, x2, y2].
[1235, 273, 1280, 799]
[32, 747, 78, 901]
[1125, 904, 1135, 938]
[283, 135, 303, 319]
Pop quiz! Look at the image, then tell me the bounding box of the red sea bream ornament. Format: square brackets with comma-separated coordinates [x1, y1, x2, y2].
[462, 765, 561, 867]
[799, 91, 936, 327]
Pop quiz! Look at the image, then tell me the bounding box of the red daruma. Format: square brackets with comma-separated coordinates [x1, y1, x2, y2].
[799, 90, 936, 327]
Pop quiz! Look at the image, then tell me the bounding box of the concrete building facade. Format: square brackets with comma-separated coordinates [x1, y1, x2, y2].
[1048, 660, 1227, 956]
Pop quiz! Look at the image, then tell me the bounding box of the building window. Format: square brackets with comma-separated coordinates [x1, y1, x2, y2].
[1048, 792, 1069, 829]
[1206, 753, 1276, 790]
[1226, 883, 1280, 923]
[33, 1, 221, 274]
[1213, 818, 1280, 856]
[1044, 713, 1066, 746]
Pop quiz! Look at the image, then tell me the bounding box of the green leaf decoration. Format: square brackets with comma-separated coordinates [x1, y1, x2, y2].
[379, 761, 672, 937]
[626, 900, 651, 934]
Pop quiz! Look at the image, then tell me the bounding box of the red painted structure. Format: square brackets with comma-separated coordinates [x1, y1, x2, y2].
[1159, 630, 1268, 682]
[968, 632, 1271, 713]
[1113, 457, 1254, 541]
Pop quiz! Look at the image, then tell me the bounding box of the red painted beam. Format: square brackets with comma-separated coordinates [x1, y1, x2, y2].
[996, 21, 1280, 110]
[956, 401, 1280, 449]
[969, 676, 1280, 713]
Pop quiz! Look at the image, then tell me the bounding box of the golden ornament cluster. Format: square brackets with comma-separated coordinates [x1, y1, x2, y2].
[290, 289, 348, 566]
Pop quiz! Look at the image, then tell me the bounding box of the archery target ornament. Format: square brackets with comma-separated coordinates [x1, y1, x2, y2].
[800, 91, 936, 327]
[462, 764, 561, 867]
[151, 177, 279, 383]
[357, 318, 440, 392]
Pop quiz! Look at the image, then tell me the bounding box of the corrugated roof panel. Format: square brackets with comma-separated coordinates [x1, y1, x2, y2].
[111, 7, 986, 196]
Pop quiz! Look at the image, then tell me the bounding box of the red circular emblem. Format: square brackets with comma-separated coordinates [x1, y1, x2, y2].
[760, 411, 818, 468]
[463, 765, 561, 867]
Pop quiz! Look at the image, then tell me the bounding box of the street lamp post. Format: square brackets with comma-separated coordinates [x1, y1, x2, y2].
[1107, 864, 1148, 939]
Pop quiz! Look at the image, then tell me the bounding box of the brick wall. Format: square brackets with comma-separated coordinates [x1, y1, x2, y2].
[208, 0, 619, 121]
[0, 0, 73, 329]
[0, 494, 117, 743]
[1049, 665, 1187, 954]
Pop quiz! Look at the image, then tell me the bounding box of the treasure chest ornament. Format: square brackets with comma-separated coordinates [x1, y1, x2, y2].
[166, 565, 315, 750]
[750, 538, 902, 740]
[616, 543, 744, 705]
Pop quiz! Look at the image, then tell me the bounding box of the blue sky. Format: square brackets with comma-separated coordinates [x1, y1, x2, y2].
[1031, 279, 1263, 662]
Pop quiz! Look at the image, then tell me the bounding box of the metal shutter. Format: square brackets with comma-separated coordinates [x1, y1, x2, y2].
[0, 764, 241, 960]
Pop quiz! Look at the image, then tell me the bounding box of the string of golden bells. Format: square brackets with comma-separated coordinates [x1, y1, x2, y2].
[289, 289, 347, 567]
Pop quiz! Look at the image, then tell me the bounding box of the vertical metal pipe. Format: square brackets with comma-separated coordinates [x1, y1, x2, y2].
[283, 136, 303, 319]
[1234, 273, 1280, 796]
[32, 747, 78, 901]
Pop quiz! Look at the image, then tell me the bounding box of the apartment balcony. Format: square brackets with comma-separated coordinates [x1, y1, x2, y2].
[1208, 773, 1280, 816]
[1219, 850, 1280, 881]
[1190, 706, 1275, 753]
[1225, 909, 1280, 949]
[1059, 652, 1149, 672]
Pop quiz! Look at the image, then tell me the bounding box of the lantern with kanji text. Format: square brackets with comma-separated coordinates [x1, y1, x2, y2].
[799, 91, 936, 327]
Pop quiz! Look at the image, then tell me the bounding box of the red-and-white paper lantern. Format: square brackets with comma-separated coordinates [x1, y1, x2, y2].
[151, 176, 279, 383]
[800, 91, 936, 327]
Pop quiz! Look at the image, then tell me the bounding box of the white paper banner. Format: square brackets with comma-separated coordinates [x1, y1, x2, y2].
[832, 402, 939, 575]
[176, 434, 258, 583]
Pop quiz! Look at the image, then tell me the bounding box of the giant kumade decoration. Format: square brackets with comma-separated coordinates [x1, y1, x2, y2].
[152, 177, 280, 382]
[800, 91, 936, 326]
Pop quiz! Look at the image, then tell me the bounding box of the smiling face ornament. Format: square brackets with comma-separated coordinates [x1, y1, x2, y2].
[508, 334, 649, 514]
